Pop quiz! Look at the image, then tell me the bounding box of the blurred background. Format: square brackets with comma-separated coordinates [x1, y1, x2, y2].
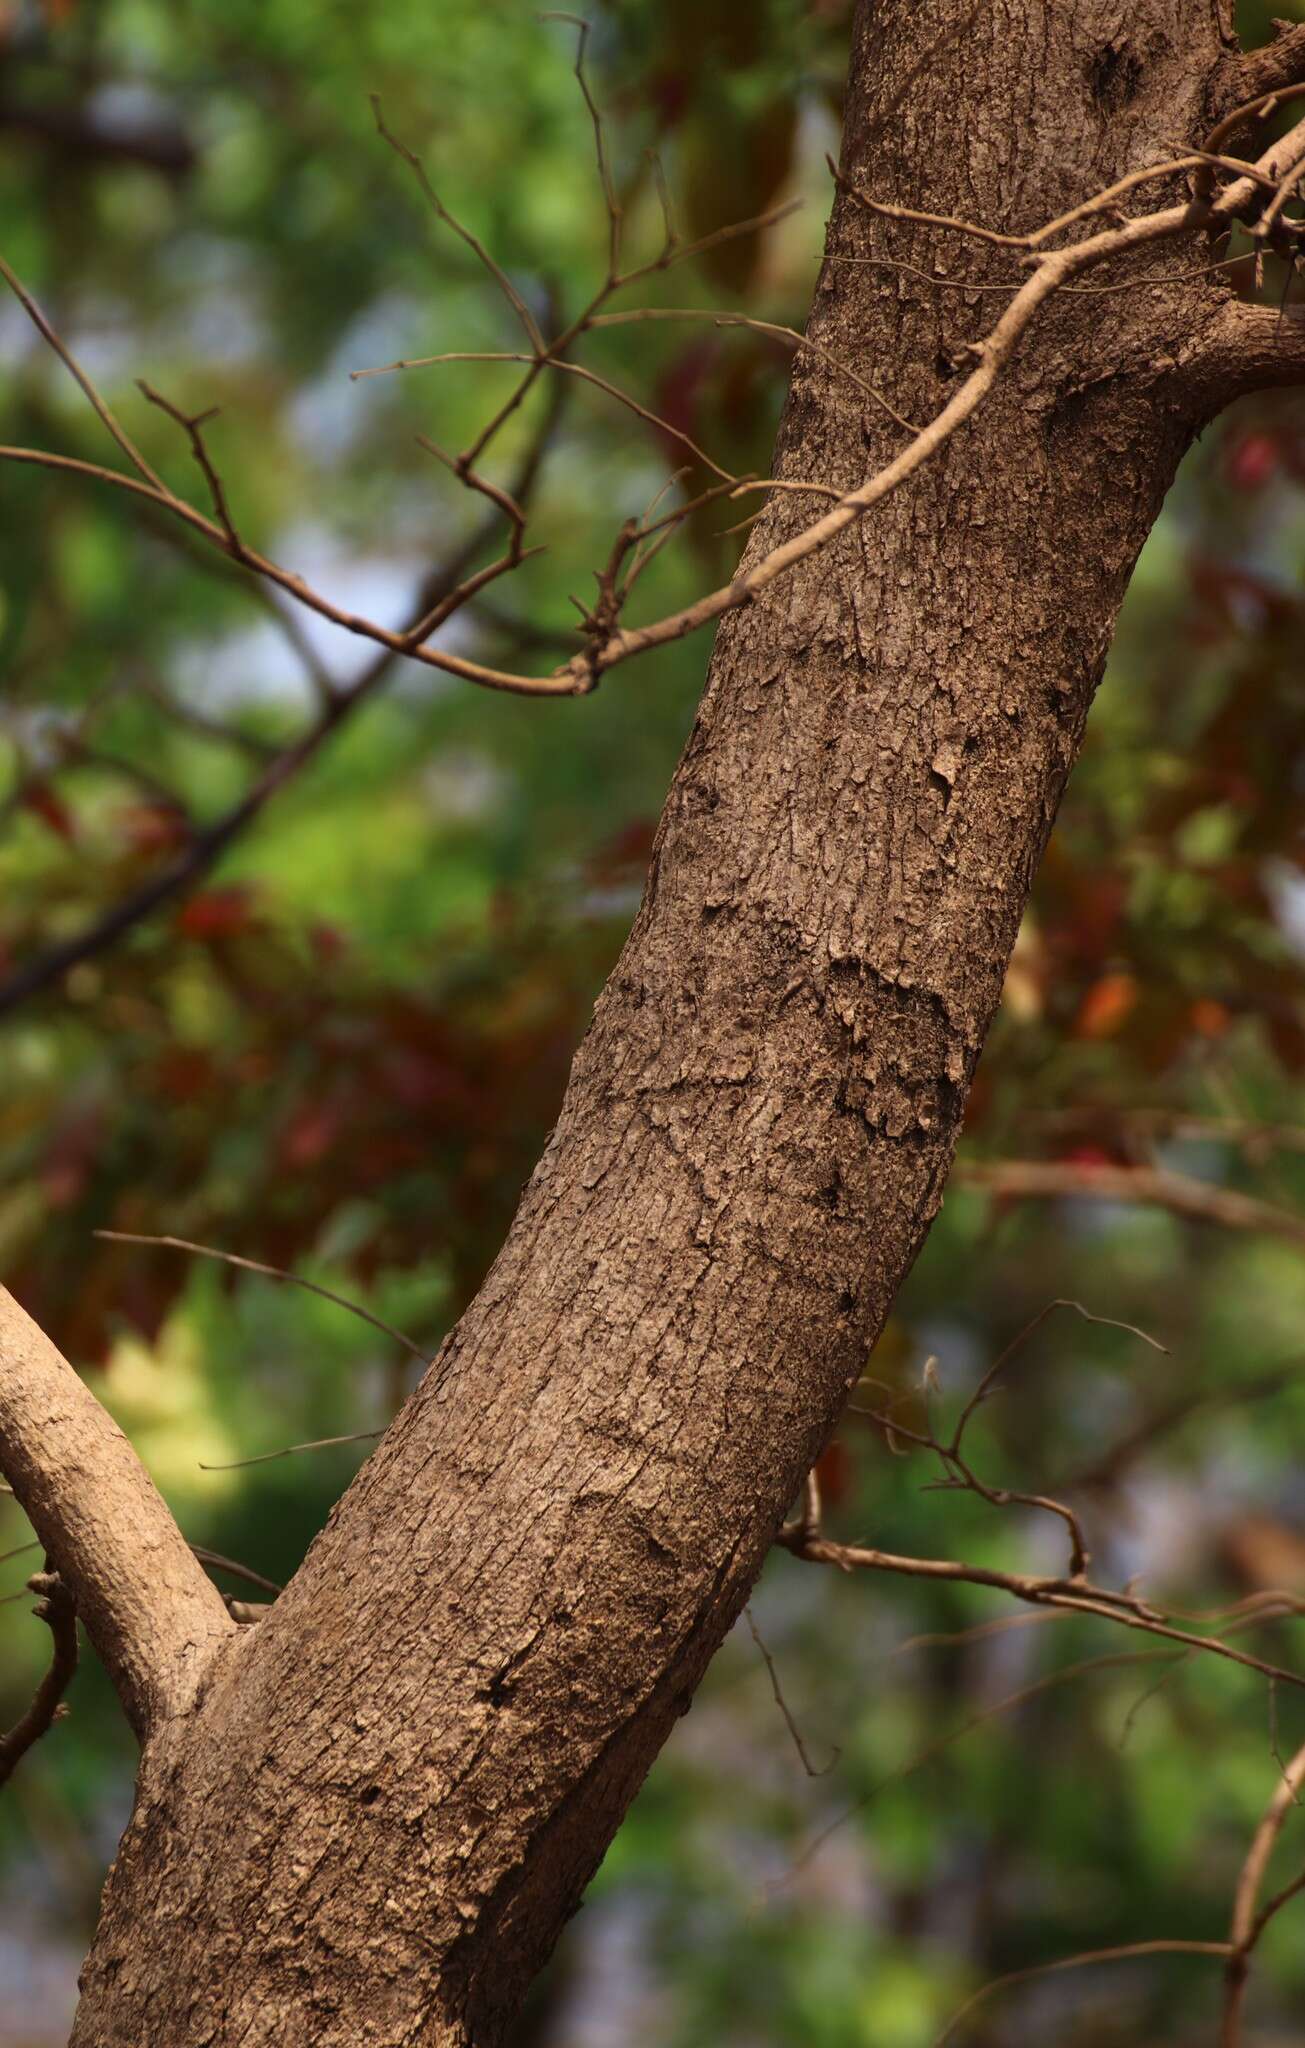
[2, 0, 1305, 2041]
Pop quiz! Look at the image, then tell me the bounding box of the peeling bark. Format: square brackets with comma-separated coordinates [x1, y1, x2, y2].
[36, 2, 1305, 2042]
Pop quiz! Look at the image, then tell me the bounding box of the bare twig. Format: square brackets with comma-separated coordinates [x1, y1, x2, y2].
[950, 1297, 1167, 1461]
[0, 252, 167, 492]
[588, 305, 921, 432]
[935, 1939, 1231, 2046]
[0, 1568, 78, 1789]
[955, 1157, 1305, 1249]
[776, 1528, 1305, 1691]
[840, 1298, 1163, 1580]
[357, 347, 741, 482]
[188, 1546, 283, 1597]
[137, 380, 243, 547]
[199, 1428, 384, 1472]
[1222, 1737, 1305, 2047]
[781, 1649, 1179, 1885]
[95, 1231, 432, 1366]
[744, 1607, 837, 1777]
[370, 97, 546, 354]
[4, 90, 1302, 718]
[0, 379, 568, 1017]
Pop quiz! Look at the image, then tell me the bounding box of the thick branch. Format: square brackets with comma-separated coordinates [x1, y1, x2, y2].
[1217, 22, 1305, 112]
[1178, 300, 1305, 409]
[0, 1287, 232, 1737]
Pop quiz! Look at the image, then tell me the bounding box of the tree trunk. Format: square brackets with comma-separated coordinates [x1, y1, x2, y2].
[29, 2, 1303, 2041]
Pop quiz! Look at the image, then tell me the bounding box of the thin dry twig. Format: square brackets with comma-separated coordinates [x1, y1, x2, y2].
[4, 72, 1302, 710]
[780, 1294, 1304, 1690]
[94, 1230, 432, 1366]
[588, 305, 921, 431]
[842, 1298, 1164, 1580]
[744, 1607, 838, 1777]
[1221, 1736, 1305, 2046]
[780, 1648, 1179, 1885]
[188, 1545, 282, 1597]
[0, 251, 166, 493]
[0, 1568, 77, 1788]
[199, 1428, 384, 1472]
[358, 347, 741, 482]
[0, 373, 568, 1019]
[955, 1157, 1305, 1250]
[950, 1297, 1168, 1461]
[776, 1528, 1305, 1693]
[935, 1939, 1232, 2046]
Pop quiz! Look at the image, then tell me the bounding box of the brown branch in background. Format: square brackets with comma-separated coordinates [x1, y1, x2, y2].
[0, 38, 1302, 1042]
[0, 373, 567, 1020]
[131, 671, 278, 762]
[0, 1568, 77, 1789]
[0, 681, 191, 834]
[1024, 1106, 1305, 1160]
[96, 1230, 432, 1366]
[777, 1296, 1305, 1690]
[955, 1157, 1305, 1249]
[744, 1606, 838, 1777]
[3, 72, 1304, 715]
[0, 96, 197, 180]
[198, 1428, 384, 1473]
[1221, 1737, 1305, 2047]
[1067, 1360, 1305, 1494]
[187, 1546, 282, 1598]
[780, 1648, 1182, 1887]
[934, 1939, 1232, 2048]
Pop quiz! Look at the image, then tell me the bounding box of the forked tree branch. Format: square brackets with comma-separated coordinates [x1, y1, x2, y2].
[3, 103, 1304, 716]
[0, 377, 567, 1019]
[0, 1287, 232, 1737]
[1221, 1735, 1305, 2046]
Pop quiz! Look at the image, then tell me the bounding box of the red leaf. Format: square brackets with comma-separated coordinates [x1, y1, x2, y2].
[1225, 432, 1279, 491]
[280, 1102, 341, 1169]
[178, 885, 256, 939]
[22, 782, 77, 842]
[1073, 971, 1137, 1040]
[814, 1439, 853, 1507]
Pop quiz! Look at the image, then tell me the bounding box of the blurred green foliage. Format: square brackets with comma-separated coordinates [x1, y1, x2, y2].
[3, 1, 1305, 2043]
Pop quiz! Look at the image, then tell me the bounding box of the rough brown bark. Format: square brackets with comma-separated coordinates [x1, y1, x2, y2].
[12, 3, 1302, 2042]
